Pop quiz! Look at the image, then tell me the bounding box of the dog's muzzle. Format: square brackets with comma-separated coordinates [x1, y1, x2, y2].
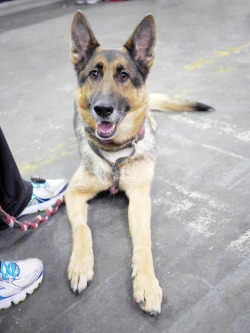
[93, 104, 118, 140]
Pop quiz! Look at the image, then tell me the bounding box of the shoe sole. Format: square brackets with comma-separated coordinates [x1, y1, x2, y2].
[18, 185, 67, 218]
[0, 271, 44, 310]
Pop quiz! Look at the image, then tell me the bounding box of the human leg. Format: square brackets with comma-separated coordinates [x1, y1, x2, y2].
[0, 128, 32, 230]
[0, 128, 67, 230]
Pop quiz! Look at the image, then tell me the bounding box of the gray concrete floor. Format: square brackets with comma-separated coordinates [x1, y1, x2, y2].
[1, 0, 250, 332]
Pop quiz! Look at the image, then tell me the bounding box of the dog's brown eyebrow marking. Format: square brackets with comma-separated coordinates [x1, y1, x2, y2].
[77, 49, 146, 88]
[96, 62, 103, 69]
[116, 64, 124, 72]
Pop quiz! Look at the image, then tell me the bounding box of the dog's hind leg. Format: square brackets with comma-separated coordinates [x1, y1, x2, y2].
[65, 165, 108, 293]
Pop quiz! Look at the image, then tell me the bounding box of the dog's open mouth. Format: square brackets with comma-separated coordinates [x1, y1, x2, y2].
[96, 121, 117, 140]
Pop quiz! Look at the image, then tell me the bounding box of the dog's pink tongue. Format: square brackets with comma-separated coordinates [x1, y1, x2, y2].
[97, 121, 115, 134]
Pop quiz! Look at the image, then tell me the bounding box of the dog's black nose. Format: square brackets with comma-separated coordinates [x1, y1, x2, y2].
[94, 105, 114, 118]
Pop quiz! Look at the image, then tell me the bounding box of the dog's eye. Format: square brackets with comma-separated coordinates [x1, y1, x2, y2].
[90, 70, 98, 79]
[120, 72, 128, 81]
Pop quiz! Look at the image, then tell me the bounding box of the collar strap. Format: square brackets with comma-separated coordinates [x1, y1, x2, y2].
[87, 139, 136, 193]
[87, 122, 145, 193]
[137, 122, 145, 139]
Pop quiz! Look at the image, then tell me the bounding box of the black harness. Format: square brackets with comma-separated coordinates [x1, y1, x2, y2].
[87, 128, 145, 193]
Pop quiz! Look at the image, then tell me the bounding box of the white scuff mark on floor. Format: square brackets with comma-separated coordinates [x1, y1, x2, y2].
[169, 182, 208, 200]
[167, 181, 230, 211]
[202, 144, 250, 161]
[152, 195, 194, 218]
[169, 114, 212, 130]
[187, 214, 215, 238]
[153, 196, 168, 206]
[49, 124, 63, 130]
[153, 180, 229, 212]
[227, 173, 250, 192]
[168, 199, 194, 214]
[169, 114, 250, 143]
[227, 229, 250, 255]
[225, 164, 250, 191]
[169, 132, 193, 146]
[153, 191, 217, 238]
[153, 181, 230, 239]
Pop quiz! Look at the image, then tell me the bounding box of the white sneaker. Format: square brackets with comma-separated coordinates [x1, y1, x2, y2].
[76, 0, 101, 4]
[0, 259, 44, 310]
[86, 0, 102, 4]
[18, 177, 67, 218]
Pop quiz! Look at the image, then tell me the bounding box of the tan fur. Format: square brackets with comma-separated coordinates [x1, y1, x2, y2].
[149, 93, 198, 111]
[66, 11, 203, 316]
[66, 11, 212, 315]
[66, 166, 111, 292]
[66, 143, 162, 314]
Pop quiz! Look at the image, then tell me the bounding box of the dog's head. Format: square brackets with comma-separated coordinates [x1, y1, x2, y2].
[71, 11, 156, 143]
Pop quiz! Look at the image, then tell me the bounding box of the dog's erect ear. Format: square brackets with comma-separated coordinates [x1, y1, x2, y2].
[124, 14, 156, 69]
[71, 11, 99, 65]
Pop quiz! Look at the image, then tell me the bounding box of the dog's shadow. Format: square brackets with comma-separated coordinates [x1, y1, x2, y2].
[89, 190, 129, 208]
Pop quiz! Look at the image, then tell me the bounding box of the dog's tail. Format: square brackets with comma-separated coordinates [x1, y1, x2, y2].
[149, 93, 214, 112]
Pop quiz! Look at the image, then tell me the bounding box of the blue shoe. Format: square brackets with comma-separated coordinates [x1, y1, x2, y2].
[0, 259, 44, 310]
[18, 178, 67, 218]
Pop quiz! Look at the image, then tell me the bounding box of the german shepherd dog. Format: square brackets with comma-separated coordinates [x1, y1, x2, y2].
[65, 11, 211, 315]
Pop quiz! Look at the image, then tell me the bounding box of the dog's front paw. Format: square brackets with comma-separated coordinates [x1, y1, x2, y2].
[67, 253, 94, 294]
[133, 273, 162, 315]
